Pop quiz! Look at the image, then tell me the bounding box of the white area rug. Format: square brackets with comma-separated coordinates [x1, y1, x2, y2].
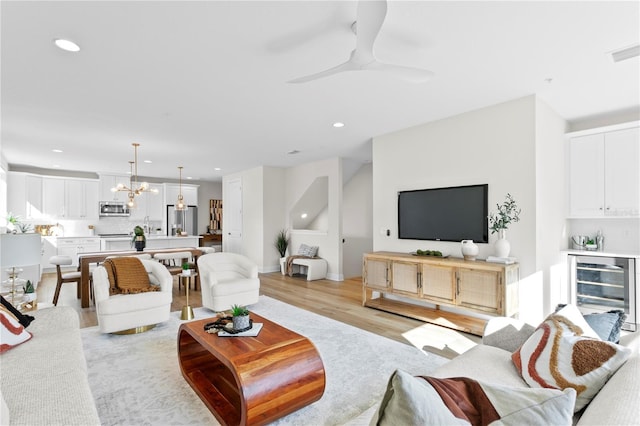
[81, 296, 447, 425]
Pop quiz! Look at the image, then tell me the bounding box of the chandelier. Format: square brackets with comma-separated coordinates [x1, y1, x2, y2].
[176, 166, 186, 211]
[111, 143, 158, 207]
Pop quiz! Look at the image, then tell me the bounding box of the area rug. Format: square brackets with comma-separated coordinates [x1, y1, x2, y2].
[81, 296, 447, 425]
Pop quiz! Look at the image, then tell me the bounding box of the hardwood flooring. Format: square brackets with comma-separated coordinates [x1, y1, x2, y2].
[35, 270, 480, 358]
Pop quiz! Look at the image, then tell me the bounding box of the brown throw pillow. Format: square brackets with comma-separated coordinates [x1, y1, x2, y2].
[104, 257, 159, 295]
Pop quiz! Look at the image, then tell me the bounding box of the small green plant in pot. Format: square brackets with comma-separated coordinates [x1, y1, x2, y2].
[131, 225, 146, 251]
[182, 261, 191, 276]
[230, 304, 250, 330]
[274, 229, 289, 258]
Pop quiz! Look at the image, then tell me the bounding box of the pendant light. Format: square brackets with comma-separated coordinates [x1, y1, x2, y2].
[111, 143, 158, 207]
[176, 166, 186, 211]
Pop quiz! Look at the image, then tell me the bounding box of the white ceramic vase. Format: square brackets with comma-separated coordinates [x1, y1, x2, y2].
[460, 240, 479, 261]
[494, 229, 510, 258]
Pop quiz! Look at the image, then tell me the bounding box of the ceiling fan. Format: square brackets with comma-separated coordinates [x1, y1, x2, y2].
[288, 0, 434, 84]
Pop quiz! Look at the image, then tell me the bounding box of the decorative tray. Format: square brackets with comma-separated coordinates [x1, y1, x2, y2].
[410, 251, 448, 258]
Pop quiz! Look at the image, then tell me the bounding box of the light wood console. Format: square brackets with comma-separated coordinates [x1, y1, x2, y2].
[363, 252, 520, 336]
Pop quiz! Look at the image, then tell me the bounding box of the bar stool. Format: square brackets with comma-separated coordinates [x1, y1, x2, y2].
[50, 255, 81, 306]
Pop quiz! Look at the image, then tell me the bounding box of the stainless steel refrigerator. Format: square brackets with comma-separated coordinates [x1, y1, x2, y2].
[167, 205, 198, 236]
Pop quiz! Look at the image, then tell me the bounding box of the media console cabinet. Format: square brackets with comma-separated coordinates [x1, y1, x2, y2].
[362, 252, 520, 336]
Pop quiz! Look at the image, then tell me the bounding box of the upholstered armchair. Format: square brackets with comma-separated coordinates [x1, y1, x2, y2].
[92, 258, 173, 334]
[197, 253, 260, 312]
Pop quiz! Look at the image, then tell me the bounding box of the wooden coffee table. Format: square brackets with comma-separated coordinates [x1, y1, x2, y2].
[177, 313, 325, 426]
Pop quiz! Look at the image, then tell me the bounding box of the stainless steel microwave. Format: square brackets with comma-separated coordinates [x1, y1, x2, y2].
[99, 201, 130, 217]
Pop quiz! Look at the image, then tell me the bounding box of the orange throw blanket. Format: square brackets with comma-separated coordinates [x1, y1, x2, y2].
[104, 257, 160, 295]
[285, 255, 314, 277]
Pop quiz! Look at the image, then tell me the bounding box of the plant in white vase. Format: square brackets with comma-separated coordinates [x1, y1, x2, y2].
[489, 193, 521, 258]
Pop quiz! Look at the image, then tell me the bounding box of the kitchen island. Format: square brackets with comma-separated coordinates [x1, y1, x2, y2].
[100, 235, 201, 251]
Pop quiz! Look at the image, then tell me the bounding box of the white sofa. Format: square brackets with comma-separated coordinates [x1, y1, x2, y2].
[0, 307, 100, 425]
[350, 316, 639, 425]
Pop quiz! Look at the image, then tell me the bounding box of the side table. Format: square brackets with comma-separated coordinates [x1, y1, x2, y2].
[180, 272, 198, 320]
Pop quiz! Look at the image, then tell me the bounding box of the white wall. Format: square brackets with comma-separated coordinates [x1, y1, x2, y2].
[286, 158, 343, 280]
[373, 95, 567, 324]
[534, 98, 569, 318]
[262, 167, 286, 272]
[342, 163, 373, 279]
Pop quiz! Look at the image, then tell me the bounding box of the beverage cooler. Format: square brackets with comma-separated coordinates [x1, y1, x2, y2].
[568, 254, 637, 331]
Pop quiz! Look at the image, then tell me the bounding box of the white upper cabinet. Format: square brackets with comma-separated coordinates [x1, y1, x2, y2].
[164, 183, 198, 207]
[7, 172, 43, 220]
[43, 177, 99, 220]
[99, 174, 130, 202]
[569, 126, 639, 217]
[66, 179, 99, 219]
[129, 183, 164, 222]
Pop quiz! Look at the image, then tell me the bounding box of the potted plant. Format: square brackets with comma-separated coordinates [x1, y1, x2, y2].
[23, 279, 36, 302]
[275, 229, 289, 274]
[131, 225, 146, 251]
[182, 261, 191, 276]
[488, 193, 521, 257]
[230, 304, 250, 330]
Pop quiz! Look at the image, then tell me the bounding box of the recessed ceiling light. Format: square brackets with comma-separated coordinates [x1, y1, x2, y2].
[301, 213, 308, 219]
[52, 164, 61, 168]
[333, 122, 345, 128]
[143, 160, 152, 164]
[52, 149, 63, 153]
[54, 38, 80, 52]
[287, 149, 300, 155]
[186, 177, 193, 180]
[214, 167, 221, 171]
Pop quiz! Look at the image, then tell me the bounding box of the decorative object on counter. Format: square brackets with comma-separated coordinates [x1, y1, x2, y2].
[274, 229, 289, 258]
[489, 193, 521, 258]
[4, 212, 22, 234]
[596, 230, 604, 251]
[175, 166, 186, 211]
[88, 224, 95, 236]
[131, 225, 146, 251]
[412, 249, 444, 257]
[111, 143, 159, 208]
[460, 240, 479, 261]
[230, 304, 251, 331]
[1, 233, 42, 307]
[585, 238, 598, 251]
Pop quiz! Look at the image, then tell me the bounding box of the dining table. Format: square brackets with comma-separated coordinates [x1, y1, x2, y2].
[77, 247, 204, 308]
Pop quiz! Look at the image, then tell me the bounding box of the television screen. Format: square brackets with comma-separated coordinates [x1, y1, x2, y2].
[398, 184, 488, 243]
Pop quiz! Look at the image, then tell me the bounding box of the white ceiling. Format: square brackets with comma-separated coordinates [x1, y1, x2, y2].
[2, 1, 639, 182]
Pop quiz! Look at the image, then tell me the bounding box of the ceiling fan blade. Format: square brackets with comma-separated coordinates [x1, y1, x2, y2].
[287, 59, 358, 83]
[354, 0, 387, 56]
[365, 61, 434, 83]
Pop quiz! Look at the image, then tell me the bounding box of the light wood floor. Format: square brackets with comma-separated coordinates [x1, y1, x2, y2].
[36, 270, 480, 358]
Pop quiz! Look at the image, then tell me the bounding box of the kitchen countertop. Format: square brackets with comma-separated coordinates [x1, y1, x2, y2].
[563, 249, 640, 258]
[55, 235, 201, 240]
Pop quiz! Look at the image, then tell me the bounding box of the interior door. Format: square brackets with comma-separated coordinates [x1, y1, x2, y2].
[224, 178, 243, 254]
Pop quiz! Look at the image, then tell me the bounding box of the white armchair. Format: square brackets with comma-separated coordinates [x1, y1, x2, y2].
[92, 258, 173, 334]
[197, 253, 260, 312]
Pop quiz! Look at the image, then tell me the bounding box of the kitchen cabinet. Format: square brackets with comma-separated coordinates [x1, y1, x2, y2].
[66, 179, 99, 219]
[42, 178, 66, 218]
[363, 252, 520, 334]
[569, 126, 639, 217]
[164, 183, 198, 207]
[56, 238, 101, 267]
[129, 183, 164, 222]
[41, 236, 58, 271]
[43, 177, 99, 220]
[99, 174, 131, 202]
[7, 172, 43, 220]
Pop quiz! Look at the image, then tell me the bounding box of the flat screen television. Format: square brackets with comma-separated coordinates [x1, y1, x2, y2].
[398, 184, 488, 243]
